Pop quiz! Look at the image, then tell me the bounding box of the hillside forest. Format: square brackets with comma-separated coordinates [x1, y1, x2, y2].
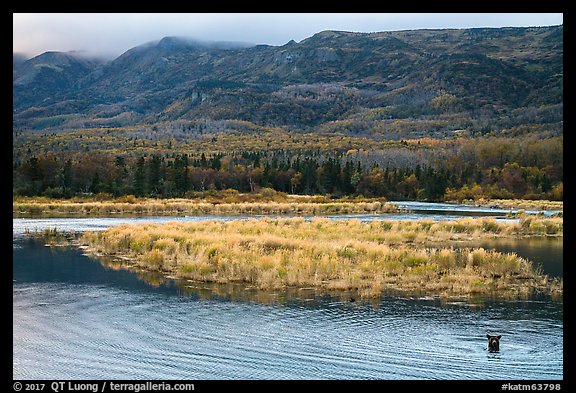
[13, 26, 563, 202]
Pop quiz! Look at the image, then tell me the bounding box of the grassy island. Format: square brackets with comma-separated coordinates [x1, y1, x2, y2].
[80, 217, 562, 299]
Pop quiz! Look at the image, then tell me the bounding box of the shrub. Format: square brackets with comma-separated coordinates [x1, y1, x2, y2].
[152, 238, 179, 254]
[142, 249, 164, 268]
[405, 255, 427, 267]
[434, 248, 457, 270]
[117, 195, 138, 204]
[482, 219, 501, 233]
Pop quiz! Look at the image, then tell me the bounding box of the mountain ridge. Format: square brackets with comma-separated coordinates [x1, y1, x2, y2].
[13, 25, 563, 137]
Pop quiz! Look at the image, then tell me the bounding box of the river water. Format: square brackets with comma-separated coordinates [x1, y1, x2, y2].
[12, 202, 563, 380]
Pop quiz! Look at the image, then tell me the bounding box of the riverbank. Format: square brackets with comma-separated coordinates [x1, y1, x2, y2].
[14, 193, 563, 218]
[455, 198, 563, 211]
[13, 195, 396, 218]
[79, 217, 562, 299]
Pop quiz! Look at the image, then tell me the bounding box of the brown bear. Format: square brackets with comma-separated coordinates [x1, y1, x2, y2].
[487, 334, 502, 352]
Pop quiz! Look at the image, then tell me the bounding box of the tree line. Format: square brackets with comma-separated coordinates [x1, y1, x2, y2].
[13, 142, 562, 201]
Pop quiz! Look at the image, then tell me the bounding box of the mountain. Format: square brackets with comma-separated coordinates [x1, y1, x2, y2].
[13, 51, 103, 103]
[13, 26, 563, 137]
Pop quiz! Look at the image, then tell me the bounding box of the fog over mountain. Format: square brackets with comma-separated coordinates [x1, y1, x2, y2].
[13, 26, 563, 138]
[14, 13, 563, 59]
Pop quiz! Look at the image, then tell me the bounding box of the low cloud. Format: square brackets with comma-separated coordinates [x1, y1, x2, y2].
[13, 13, 563, 60]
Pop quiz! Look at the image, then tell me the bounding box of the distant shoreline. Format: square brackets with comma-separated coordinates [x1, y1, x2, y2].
[12, 195, 562, 218]
[449, 198, 563, 212]
[13, 197, 396, 218]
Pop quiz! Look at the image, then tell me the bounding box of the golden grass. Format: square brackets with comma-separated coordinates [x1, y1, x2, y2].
[13, 196, 396, 217]
[460, 198, 563, 211]
[79, 217, 562, 299]
[23, 227, 78, 246]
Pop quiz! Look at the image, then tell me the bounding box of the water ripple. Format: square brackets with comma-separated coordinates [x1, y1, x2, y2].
[13, 240, 563, 380]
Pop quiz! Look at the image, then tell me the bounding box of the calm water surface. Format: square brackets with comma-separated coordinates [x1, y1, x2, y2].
[13, 203, 563, 380]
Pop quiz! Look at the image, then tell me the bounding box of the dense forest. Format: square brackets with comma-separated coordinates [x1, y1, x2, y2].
[13, 132, 563, 201]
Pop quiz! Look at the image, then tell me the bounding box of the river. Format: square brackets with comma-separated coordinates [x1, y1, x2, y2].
[13, 202, 563, 380]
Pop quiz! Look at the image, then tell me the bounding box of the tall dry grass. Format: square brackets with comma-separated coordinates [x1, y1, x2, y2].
[13, 197, 396, 217]
[462, 198, 563, 211]
[80, 217, 562, 298]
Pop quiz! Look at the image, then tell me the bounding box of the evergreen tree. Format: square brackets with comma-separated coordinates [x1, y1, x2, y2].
[148, 155, 162, 195]
[541, 174, 552, 193]
[133, 157, 145, 196]
[113, 156, 128, 196]
[342, 161, 354, 194]
[211, 155, 222, 171]
[200, 153, 208, 168]
[89, 172, 101, 194]
[62, 159, 73, 195]
[174, 154, 189, 194]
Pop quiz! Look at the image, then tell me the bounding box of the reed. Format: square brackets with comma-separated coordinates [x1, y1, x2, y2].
[80, 218, 562, 298]
[23, 227, 75, 245]
[462, 198, 563, 211]
[13, 197, 397, 217]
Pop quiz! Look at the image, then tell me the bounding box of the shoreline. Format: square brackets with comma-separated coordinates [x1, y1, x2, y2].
[77, 217, 562, 300]
[80, 251, 562, 306]
[450, 198, 563, 211]
[13, 196, 563, 219]
[13, 198, 397, 218]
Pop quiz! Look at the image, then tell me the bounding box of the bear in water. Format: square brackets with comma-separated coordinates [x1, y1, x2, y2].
[487, 334, 502, 352]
